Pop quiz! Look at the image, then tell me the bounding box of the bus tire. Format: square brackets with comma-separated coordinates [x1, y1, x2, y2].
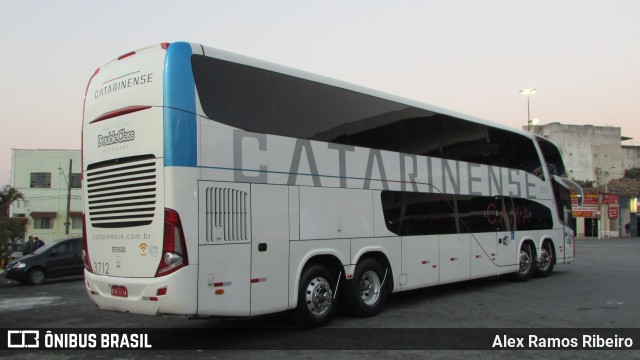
[344, 258, 388, 317]
[293, 264, 338, 328]
[534, 246, 555, 277]
[512, 244, 534, 282]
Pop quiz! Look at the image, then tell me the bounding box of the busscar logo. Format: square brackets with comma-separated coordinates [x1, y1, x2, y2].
[98, 128, 136, 147]
[7, 330, 39, 348]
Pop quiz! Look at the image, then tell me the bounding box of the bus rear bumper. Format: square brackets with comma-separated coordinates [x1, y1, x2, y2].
[84, 266, 197, 316]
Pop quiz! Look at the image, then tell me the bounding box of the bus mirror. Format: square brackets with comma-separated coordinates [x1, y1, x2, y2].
[554, 176, 583, 207]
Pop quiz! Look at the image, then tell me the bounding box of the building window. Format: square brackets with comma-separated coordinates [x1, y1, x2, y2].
[30, 172, 52, 188]
[33, 216, 54, 229]
[70, 173, 82, 189]
[71, 216, 83, 230]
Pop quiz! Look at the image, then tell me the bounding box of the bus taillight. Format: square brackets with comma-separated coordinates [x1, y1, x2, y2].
[82, 214, 93, 273]
[156, 208, 189, 277]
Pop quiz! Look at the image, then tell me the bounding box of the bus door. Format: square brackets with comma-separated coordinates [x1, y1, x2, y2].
[495, 196, 517, 269]
[553, 176, 580, 262]
[563, 206, 575, 262]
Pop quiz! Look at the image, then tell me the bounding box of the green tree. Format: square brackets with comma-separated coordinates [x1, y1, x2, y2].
[0, 185, 27, 267]
[572, 179, 595, 188]
[0, 185, 26, 217]
[625, 168, 640, 180]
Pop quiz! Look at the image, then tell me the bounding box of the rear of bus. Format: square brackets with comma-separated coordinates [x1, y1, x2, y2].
[82, 42, 198, 315]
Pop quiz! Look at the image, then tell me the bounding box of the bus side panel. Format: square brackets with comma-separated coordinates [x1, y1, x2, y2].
[299, 187, 373, 240]
[400, 235, 439, 291]
[250, 184, 290, 316]
[470, 232, 498, 278]
[197, 243, 251, 316]
[197, 181, 251, 316]
[439, 233, 471, 284]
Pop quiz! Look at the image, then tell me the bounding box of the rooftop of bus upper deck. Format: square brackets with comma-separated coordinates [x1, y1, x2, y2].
[86, 40, 535, 141]
[95, 43, 169, 71]
[192, 42, 534, 140]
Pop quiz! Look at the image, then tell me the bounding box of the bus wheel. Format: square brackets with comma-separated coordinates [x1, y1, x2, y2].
[344, 258, 388, 317]
[293, 264, 337, 328]
[512, 245, 534, 282]
[534, 246, 555, 277]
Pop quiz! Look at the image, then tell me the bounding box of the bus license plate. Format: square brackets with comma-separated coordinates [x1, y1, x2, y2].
[111, 285, 128, 297]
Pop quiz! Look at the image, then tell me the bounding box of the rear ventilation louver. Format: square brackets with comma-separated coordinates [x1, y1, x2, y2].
[86, 156, 157, 228]
[205, 187, 249, 242]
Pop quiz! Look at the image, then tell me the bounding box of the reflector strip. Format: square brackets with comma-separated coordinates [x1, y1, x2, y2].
[118, 51, 136, 60]
[250, 278, 267, 283]
[213, 281, 232, 288]
[90, 105, 152, 124]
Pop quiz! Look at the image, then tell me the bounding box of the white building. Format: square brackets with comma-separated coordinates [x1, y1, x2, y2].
[532, 123, 640, 238]
[532, 123, 636, 182]
[10, 149, 83, 242]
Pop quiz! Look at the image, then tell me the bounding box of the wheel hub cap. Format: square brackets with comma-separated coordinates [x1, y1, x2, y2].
[305, 276, 333, 316]
[360, 270, 381, 305]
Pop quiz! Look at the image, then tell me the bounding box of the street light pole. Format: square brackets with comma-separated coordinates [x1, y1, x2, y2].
[519, 88, 538, 131]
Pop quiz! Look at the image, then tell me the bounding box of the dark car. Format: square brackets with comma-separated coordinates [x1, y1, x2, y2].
[4, 238, 83, 285]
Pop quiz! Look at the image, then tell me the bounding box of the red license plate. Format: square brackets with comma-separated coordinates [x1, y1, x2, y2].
[111, 285, 128, 297]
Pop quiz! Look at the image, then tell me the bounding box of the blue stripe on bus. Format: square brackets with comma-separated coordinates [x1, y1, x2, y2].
[163, 42, 197, 167]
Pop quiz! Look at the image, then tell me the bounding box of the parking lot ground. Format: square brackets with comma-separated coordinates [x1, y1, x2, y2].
[1, 238, 640, 359]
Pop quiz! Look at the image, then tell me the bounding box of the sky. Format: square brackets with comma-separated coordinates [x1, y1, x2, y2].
[1, 0, 639, 186]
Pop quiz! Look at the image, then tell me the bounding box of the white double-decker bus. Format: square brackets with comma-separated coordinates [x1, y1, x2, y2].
[81, 42, 581, 327]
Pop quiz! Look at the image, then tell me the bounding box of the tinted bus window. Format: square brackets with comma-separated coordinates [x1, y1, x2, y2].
[192, 54, 542, 179]
[536, 137, 566, 177]
[381, 191, 552, 236]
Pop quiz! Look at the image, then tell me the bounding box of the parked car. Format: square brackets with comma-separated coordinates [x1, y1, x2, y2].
[4, 238, 83, 285]
[9, 242, 25, 261]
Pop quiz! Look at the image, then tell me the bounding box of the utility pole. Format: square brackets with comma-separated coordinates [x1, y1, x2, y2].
[595, 167, 601, 238]
[65, 159, 72, 235]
